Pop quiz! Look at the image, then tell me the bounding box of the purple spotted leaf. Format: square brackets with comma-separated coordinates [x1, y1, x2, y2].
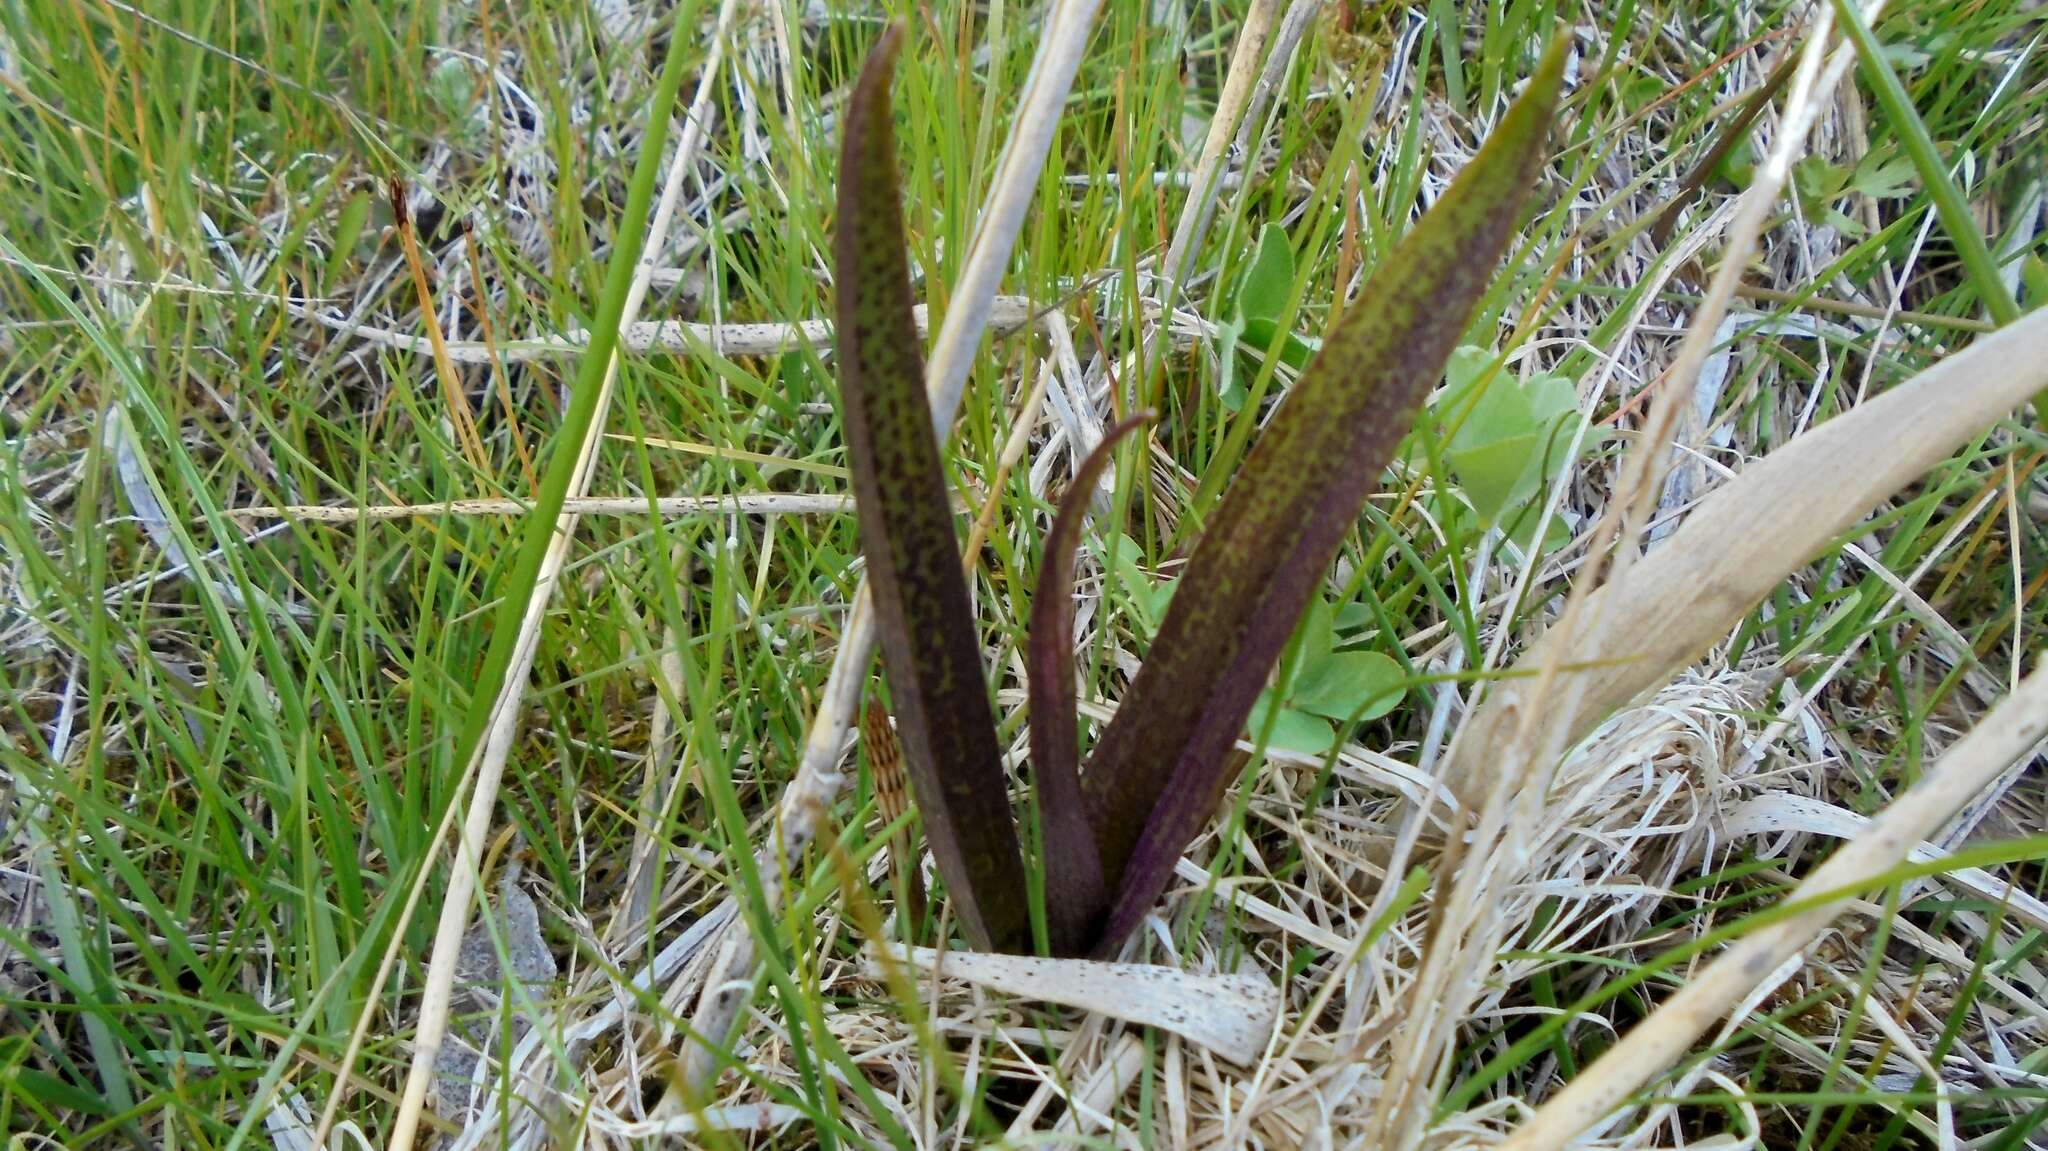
[834, 25, 1030, 953]
[1028, 412, 1155, 955]
[1082, 39, 1571, 952]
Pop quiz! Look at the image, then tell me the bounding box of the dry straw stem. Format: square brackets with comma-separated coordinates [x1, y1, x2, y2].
[1450, 301, 2048, 833]
[1433, 302, 2048, 1140]
[921, 0, 1104, 426]
[1449, 0, 1885, 812]
[1160, 0, 1280, 287]
[871, 943, 1280, 1065]
[1117, 0, 1301, 409]
[228, 493, 852, 522]
[1379, 13, 1879, 1143]
[392, 187, 491, 476]
[375, 2, 744, 1147]
[309, 295, 1036, 363]
[1445, 0, 1888, 820]
[679, 0, 1108, 1085]
[1588, 0, 1879, 612]
[1042, 1034, 1146, 1146]
[1498, 658, 2048, 1151]
[1172, 0, 1320, 287]
[1719, 794, 2048, 934]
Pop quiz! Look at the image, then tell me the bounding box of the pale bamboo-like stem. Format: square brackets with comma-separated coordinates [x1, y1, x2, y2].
[921, 0, 1107, 429]
[1374, 13, 1872, 1146]
[1409, 302, 2048, 1141]
[678, 0, 1109, 1089]
[1497, 659, 2048, 1151]
[1230, 0, 1321, 182]
[1159, 0, 1281, 287]
[308, 296, 1036, 363]
[1103, 0, 1288, 417]
[1593, 2, 1877, 606]
[378, 3, 743, 1147]
[1444, 307, 2048, 806]
[230, 493, 851, 522]
[1337, 158, 1736, 1103]
[1050, 1035, 1147, 1148]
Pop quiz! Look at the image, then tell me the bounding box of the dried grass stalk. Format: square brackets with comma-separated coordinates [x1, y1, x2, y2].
[1160, 0, 1280, 286]
[1499, 657, 2048, 1151]
[230, 494, 851, 522]
[377, 3, 744, 1145]
[1376, 16, 1866, 1138]
[872, 944, 1280, 1065]
[1448, 307, 2048, 805]
[310, 296, 1036, 363]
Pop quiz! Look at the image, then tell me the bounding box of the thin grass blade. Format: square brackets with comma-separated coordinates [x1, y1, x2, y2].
[834, 25, 1030, 953]
[1830, 0, 2020, 328]
[1029, 412, 1154, 955]
[1083, 39, 1570, 952]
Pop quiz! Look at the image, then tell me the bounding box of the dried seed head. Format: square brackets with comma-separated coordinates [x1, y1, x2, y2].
[862, 698, 910, 826]
[862, 694, 926, 931]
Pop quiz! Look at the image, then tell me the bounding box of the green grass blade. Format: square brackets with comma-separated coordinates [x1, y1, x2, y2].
[449, 0, 705, 775]
[1083, 37, 1570, 953]
[1831, 0, 2021, 328]
[834, 25, 1031, 954]
[37, 856, 135, 1117]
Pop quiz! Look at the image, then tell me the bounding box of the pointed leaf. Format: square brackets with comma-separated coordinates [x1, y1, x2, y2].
[1081, 39, 1570, 953]
[324, 188, 371, 284]
[1029, 412, 1154, 955]
[834, 25, 1029, 954]
[1148, 580, 1177, 621]
[1237, 223, 1295, 324]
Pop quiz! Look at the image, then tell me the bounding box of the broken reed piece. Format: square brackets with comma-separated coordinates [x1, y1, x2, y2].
[868, 942, 1281, 1066]
[862, 697, 926, 933]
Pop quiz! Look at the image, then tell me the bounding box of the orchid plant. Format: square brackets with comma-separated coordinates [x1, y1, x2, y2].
[834, 26, 1567, 957]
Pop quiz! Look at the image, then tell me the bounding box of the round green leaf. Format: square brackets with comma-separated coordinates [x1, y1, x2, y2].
[1446, 431, 1541, 525]
[1292, 649, 1406, 721]
[1249, 691, 1339, 756]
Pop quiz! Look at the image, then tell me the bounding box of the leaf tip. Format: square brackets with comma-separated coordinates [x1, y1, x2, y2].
[859, 21, 907, 93]
[1523, 34, 1571, 121]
